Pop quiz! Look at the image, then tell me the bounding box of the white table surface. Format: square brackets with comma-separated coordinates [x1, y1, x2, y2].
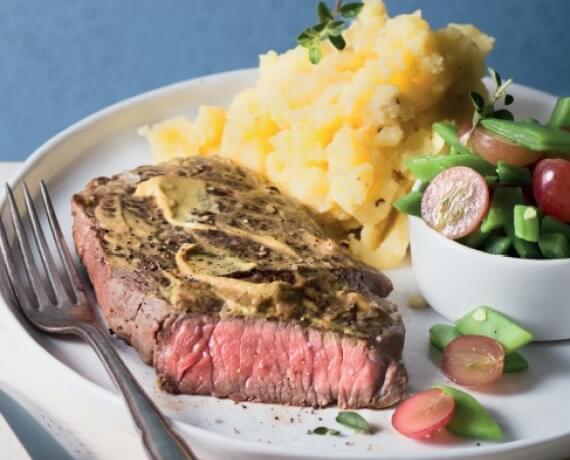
[0, 162, 145, 460]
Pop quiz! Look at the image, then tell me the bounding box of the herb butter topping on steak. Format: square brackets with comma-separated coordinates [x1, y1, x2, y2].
[72, 156, 407, 408]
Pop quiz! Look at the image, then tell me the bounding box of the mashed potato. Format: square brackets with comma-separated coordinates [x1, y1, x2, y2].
[141, 0, 493, 270]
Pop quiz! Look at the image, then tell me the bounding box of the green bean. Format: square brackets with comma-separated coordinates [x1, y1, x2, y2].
[406, 154, 496, 183]
[485, 175, 499, 185]
[538, 232, 570, 258]
[455, 306, 534, 354]
[548, 97, 570, 129]
[481, 118, 570, 153]
[541, 216, 570, 240]
[496, 161, 531, 186]
[429, 324, 461, 351]
[504, 352, 529, 373]
[434, 386, 502, 441]
[460, 228, 488, 249]
[513, 205, 539, 243]
[512, 237, 542, 259]
[393, 191, 423, 217]
[480, 186, 524, 233]
[482, 235, 512, 255]
[432, 122, 472, 155]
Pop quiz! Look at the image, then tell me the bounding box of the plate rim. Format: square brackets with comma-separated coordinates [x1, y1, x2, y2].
[0, 68, 568, 459]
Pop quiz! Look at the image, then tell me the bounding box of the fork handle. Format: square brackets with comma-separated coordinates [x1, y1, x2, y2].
[75, 323, 196, 460]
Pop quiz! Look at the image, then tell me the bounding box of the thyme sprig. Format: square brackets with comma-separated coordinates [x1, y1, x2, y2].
[463, 68, 515, 143]
[297, 1, 364, 64]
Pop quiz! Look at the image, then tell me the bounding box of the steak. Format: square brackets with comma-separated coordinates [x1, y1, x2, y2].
[72, 156, 407, 408]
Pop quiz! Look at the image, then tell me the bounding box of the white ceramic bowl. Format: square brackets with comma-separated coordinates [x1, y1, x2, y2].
[409, 215, 570, 341]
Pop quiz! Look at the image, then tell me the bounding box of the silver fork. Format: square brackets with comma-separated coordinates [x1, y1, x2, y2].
[0, 182, 196, 460]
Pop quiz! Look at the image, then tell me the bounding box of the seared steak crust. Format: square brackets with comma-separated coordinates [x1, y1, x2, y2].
[72, 156, 407, 408]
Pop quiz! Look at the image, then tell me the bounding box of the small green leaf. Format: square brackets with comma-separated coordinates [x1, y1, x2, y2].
[308, 426, 340, 435]
[317, 1, 334, 22]
[313, 20, 329, 33]
[491, 109, 514, 120]
[297, 31, 316, 48]
[488, 67, 502, 87]
[336, 411, 370, 433]
[339, 2, 364, 19]
[329, 34, 346, 50]
[469, 91, 485, 112]
[495, 78, 513, 100]
[504, 94, 514, 105]
[326, 20, 346, 36]
[309, 46, 322, 64]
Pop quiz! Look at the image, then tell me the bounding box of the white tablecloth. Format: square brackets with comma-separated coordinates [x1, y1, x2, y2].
[0, 162, 145, 459]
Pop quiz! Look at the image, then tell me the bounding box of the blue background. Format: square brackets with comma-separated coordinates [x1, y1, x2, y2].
[1, 0, 568, 162]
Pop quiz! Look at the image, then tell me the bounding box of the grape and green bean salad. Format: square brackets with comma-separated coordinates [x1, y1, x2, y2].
[395, 88, 570, 259]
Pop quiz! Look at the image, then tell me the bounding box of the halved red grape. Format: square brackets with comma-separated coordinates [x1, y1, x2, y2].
[392, 388, 455, 440]
[421, 166, 490, 239]
[467, 126, 542, 166]
[441, 335, 505, 388]
[533, 158, 570, 222]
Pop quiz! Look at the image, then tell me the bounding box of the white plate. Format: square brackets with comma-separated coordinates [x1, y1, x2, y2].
[1, 69, 570, 460]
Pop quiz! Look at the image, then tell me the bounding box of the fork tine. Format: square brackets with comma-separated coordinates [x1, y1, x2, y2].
[0, 215, 35, 312]
[6, 184, 52, 308]
[23, 183, 70, 304]
[40, 181, 85, 304]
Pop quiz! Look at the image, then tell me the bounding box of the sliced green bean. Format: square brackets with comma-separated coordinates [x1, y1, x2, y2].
[548, 97, 570, 129]
[435, 386, 502, 441]
[406, 154, 495, 183]
[480, 186, 524, 233]
[541, 216, 570, 240]
[393, 191, 423, 217]
[504, 352, 529, 373]
[538, 232, 570, 258]
[514, 205, 539, 243]
[482, 235, 512, 255]
[496, 161, 531, 186]
[460, 228, 488, 249]
[512, 237, 542, 259]
[481, 118, 570, 153]
[432, 122, 472, 155]
[485, 175, 499, 185]
[429, 324, 461, 352]
[455, 306, 534, 354]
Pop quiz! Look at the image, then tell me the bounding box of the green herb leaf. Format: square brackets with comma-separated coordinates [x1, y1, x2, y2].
[339, 2, 364, 19]
[297, 0, 361, 64]
[469, 92, 485, 112]
[504, 94, 514, 106]
[491, 109, 514, 120]
[313, 20, 329, 33]
[297, 30, 317, 48]
[317, 1, 334, 22]
[308, 426, 341, 436]
[329, 34, 346, 50]
[327, 20, 346, 36]
[336, 411, 370, 433]
[494, 78, 513, 101]
[309, 46, 322, 65]
[488, 67, 502, 87]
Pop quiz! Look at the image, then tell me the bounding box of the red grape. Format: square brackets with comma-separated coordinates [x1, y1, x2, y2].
[421, 166, 490, 239]
[392, 388, 455, 440]
[533, 159, 570, 222]
[468, 126, 542, 166]
[441, 336, 504, 388]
